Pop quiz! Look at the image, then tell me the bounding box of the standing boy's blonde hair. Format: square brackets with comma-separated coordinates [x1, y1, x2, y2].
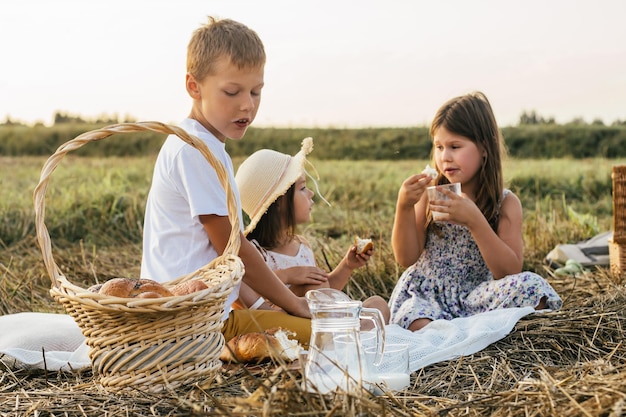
[187, 16, 266, 81]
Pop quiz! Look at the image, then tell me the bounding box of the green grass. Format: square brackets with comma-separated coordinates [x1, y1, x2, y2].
[1, 155, 621, 250]
[1, 155, 623, 313]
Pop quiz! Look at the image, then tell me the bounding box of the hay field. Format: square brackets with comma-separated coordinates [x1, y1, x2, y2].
[1, 155, 625, 416]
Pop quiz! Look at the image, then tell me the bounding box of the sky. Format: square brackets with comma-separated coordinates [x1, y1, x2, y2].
[1, 0, 625, 128]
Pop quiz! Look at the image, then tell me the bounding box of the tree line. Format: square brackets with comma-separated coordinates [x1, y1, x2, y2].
[1, 112, 625, 159]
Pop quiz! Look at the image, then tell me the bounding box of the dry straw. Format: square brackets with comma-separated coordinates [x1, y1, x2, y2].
[2, 272, 625, 415]
[31, 122, 244, 392]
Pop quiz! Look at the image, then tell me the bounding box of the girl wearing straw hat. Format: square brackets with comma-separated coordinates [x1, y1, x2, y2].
[235, 138, 390, 322]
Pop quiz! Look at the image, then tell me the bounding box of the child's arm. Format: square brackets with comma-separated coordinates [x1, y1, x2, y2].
[235, 282, 279, 310]
[239, 238, 312, 316]
[392, 174, 430, 267]
[327, 246, 372, 290]
[236, 266, 329, 309]
[236, 265, 330, 309]
[200, 214, 310, 318]
[275, 267, 329, 286]
[435, 189, 524, 278]
[470, 192, 524, 278]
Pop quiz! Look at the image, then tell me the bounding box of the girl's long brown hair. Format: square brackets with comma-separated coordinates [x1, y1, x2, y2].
[247, 184, 296, 249]
[428, 91, 506, 231]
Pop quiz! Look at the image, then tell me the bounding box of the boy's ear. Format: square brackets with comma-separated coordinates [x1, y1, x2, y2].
[185, 74, 201, 99]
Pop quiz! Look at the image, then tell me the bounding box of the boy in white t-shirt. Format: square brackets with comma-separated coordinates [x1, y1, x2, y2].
[140, 16, 311, 346]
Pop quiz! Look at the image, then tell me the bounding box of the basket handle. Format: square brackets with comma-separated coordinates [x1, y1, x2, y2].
[33, 121, 241, 290]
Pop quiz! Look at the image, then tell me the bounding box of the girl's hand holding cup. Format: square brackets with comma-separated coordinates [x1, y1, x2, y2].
[427, 183, 462, 221]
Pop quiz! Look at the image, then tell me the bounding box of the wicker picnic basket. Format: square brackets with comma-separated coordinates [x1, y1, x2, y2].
[609, 165, 626, 282]
[33, 121, 244, 392]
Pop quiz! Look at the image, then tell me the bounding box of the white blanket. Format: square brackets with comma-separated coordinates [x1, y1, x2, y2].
[0, 307, 534, 372]
[388, 306, 534, 372]
[0, 312, 90, 371]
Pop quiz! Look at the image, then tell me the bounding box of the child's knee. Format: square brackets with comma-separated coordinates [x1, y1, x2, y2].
[408, 318, 432, 331]
[363, 295, 390, 324]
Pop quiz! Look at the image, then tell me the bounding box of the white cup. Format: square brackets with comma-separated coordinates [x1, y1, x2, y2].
[365, 343, 411, 394]
[360, 330, 378, 349]
[427, 182, 461, 221]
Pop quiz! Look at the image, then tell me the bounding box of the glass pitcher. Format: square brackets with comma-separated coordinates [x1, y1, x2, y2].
[303, 288, 385, 394]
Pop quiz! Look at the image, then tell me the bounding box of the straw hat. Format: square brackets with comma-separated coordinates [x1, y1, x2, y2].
[236, 137, 314, 235]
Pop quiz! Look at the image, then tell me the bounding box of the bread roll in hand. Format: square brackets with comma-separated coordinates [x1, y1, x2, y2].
[354, 236, 374, 254]
[422, 164, 438, 180]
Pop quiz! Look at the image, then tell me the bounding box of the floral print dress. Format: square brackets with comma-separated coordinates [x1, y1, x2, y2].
[388, 190, 562, 329]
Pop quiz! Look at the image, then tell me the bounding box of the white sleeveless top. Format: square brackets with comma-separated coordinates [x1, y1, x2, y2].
[261, 241, 317, 270]
[248, 238, 317, 309]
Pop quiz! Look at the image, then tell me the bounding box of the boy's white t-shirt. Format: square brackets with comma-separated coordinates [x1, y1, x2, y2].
[140, 118, 243, 320]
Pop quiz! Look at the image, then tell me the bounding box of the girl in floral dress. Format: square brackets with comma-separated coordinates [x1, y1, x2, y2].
[234, 138, 389, 321]
[389, 92, 562, 331]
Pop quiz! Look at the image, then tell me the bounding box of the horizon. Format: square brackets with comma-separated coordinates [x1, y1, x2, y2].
[2, 109, 620, 129]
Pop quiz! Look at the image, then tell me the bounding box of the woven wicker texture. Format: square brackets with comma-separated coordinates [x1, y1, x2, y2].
[610, 165, 626, 282]
[612, 165, 626, 243]
[33, 122, 244, 392]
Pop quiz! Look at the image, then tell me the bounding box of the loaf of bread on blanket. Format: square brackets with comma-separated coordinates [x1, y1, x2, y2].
[220, 327, 301, 363]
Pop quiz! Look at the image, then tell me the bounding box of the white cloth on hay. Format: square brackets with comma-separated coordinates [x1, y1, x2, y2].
[0, 312, 90, 371]
[0, 307, 534, 373]
[375, 306, 535, 374]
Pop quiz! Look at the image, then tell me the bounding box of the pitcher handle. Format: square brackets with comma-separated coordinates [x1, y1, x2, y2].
[360, 307, 385, 366]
